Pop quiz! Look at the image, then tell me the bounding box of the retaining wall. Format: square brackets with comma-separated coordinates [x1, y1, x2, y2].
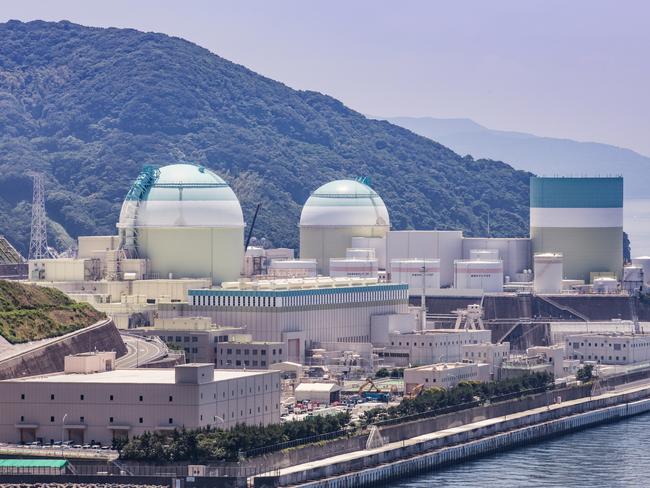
[267, 386, 650, 486]
[291, 398, 650, 488]
[0, 318, 127, 379]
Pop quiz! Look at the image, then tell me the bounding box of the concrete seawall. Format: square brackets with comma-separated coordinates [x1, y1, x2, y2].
[0, 318, 127, 379]
[259, 385, 650, 487]
[293, 398, 650, 488]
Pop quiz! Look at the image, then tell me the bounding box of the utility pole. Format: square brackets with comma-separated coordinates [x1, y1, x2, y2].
[28, 173, 52, 260]
[420, 260, 427, 332]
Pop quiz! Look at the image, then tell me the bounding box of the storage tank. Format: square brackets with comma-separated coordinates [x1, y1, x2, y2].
[386, 230, 463, 287]
[593, 277, 618, 294]
[632, 257, 650, 288]
[300, 179, 390, 274]
[453, 259, 504, 292]
[117, 164, 244, 284]
[390, 259, 440, 295]
[530, 177, 623, 282]
[351, 236, 387, 269]
[533, 253, 563, 294]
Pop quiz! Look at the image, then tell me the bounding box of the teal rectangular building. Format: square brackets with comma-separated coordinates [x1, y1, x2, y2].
[530, 177, 623, 282]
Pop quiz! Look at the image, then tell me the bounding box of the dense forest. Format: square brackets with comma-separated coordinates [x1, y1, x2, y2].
[0, 20, 531, 255]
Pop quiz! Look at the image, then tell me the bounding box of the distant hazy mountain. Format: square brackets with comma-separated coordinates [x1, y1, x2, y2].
[384, 116, 649, 198]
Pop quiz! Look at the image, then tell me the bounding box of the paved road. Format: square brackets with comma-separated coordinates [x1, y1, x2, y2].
[116, 334, 167, 369]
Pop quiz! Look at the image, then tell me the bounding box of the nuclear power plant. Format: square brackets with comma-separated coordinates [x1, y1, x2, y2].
[16, 166, 649, 365]
[117, 163, 245, 284]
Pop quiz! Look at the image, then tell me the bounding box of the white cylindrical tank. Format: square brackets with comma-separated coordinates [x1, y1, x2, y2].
[117, 164, 244, 285]
[593, 277, 618, 293]
[632, 257, 650, 287]
[454, 259, 504, 292]
[329, 258, 378, 278]
[533, 253, 563, 294]
[386, 230, 463, 287]
[469, 249, 499, 261]
[300, 179, 390, 275]
[390, 259, 440, 295]
[350, 236, 387, 270]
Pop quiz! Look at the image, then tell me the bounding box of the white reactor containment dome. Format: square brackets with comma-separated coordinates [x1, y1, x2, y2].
[299, 179, 390, 274]
[117, 164, 245, 284]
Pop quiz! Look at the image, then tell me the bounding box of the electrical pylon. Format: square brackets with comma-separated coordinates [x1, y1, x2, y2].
[28, 173, 52, 260]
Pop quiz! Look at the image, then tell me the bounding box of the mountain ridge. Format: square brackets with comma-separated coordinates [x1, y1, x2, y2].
[0, 20, 531, 255]
[382, 116, 649, 197]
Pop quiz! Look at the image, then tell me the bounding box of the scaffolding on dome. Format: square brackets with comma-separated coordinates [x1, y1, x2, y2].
[118, 165, 160, 259]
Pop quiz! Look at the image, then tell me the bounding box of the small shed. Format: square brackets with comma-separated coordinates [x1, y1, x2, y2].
[295, 382, 341, 404]
[0, 459, 68, 475]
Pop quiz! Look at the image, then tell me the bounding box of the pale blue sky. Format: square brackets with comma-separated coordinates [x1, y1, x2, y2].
[2, 0, 649, 156]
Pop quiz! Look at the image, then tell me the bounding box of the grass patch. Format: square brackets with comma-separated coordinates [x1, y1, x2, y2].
[0, 280, 105, 344]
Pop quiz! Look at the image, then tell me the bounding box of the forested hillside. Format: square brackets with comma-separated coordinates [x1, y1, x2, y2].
[0, 20, 531, 254]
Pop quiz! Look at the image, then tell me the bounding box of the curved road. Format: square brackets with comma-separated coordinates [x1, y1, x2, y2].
[116, 334, 167, 368]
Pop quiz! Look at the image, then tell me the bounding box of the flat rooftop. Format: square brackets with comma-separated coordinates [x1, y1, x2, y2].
[410, 362, 481, 372]
[2, 368, 273, 384]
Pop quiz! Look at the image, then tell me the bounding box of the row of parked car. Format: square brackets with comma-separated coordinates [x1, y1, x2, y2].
[21, 440, 113, 450]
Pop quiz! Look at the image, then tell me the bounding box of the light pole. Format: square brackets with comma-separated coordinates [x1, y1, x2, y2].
[61, 413, 68, 457]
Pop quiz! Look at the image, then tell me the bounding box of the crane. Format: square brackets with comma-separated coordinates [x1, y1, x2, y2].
[358, 377, 390, 402]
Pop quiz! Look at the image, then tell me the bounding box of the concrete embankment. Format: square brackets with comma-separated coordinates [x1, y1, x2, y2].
[257, 384, 650, 487]
[0, 318, 127, 379]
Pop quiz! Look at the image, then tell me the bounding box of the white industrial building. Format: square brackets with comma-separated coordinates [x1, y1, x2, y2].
[533, 253, 564, 294]
[244, 247, 295, 277]
[404, 362, 490, 393]
[530, 177, 623, 282]
[378, 329, 492, 367]
[299, 179, 390, 275]
[462, 342, 510, 378]
[565, 333, 650, 365]
[330, 248, 379, 278]
[385, 230, 530, 292]
[181, 277, 409, 362]
[267, 259, 318, 278]
[549, 320, 636, 346]
[0, 356, 280, 445]
[294, 383, 342, 405]
[454, 259, 504, 292]
[389, 258, 441, 295]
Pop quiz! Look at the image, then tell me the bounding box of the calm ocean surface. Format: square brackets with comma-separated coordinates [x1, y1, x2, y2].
[625, 198, 650, 257]
[394, 412, 650, 487]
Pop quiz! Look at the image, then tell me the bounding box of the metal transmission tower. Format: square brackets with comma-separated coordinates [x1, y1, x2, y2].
[28, 173, 52, 260]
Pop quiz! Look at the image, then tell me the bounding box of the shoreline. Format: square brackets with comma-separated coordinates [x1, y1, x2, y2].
[255, 382, 650, 487]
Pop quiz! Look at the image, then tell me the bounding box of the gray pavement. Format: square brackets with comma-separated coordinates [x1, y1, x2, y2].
[116, 334, 167, 368]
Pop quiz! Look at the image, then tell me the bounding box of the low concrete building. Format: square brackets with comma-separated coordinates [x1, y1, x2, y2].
[215, 339, 286, 369]
[0, 355, 280, 445]
[528, 345, 565, 379]
[404, 362, 490, 393]
[379, 329, 492, 367]
[294, 383, 342, 405]
[565, 333, 650, 365]
[134, 317, 285, 369]
[462, 342, 510, 378]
